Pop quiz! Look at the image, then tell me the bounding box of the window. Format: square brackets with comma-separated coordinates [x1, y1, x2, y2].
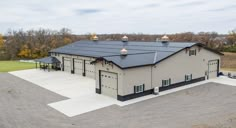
[105, 61, 109, 64]
[189, 49, 196, 56]
[54, 53, 59, 56]
[162, 79, 171, 87]
[185, 74, 192, 81]
[134, 84, 145, 93]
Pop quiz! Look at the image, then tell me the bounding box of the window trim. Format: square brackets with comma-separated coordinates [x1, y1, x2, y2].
[134, 84, 145, 93]
[189, 49, 196, 56]
[162, 78, 171, 87]
[185, 74, 192, 81]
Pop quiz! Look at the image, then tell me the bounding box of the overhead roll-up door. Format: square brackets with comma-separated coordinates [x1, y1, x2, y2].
[208, 60, 219, 79]
[85, 60, 95, 79]
[74, 59, 83, 75]
[63, 58, 71, 73]
[100, 71, 118, 99]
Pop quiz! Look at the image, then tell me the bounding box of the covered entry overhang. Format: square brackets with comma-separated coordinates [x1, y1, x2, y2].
[35, 56, 61, 71]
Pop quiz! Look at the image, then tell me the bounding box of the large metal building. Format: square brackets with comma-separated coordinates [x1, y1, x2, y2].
[49, 36, 223, 101]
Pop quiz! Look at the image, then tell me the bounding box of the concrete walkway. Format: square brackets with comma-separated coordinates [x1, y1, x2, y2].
[10, 69, 236, 117]
[48, 94, 118, 117]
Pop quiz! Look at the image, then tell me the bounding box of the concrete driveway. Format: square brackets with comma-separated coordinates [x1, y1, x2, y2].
[10, 69, 152, 116]
[9, 69, 236, 117]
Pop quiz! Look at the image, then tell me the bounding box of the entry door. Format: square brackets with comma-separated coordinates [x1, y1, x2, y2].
[208, 60, 218, 79]
[63, 58, 71, 73]
[101, 71, 118, 99]
[74, 59, 83, 75]
[85, 60, 95, 79]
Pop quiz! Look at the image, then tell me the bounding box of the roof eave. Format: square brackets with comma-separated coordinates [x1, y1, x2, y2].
[194, 43, 224, 56]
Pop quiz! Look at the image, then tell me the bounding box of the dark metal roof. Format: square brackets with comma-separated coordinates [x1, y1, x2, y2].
[50, 40, 221, 68]
[36, 56, 60, 64]
[103, 51, 175, 68]
[50, 40, 195, 57]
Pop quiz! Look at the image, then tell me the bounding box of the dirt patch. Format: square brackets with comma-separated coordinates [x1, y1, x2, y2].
[221, 52, 236, 71]
[192, 114, 236, 128]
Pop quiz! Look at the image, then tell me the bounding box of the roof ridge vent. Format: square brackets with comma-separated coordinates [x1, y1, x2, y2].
[122, 35, 128, 42]
[92, 35, 98, 41]
[161, 35, 169, 43]
[120, 48, 128, 56]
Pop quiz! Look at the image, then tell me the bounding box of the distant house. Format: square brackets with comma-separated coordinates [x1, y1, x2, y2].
[214, 36, 227, 45]
[49, 36, 223, 101]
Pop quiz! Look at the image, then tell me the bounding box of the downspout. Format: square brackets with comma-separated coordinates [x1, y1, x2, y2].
[151, 51, 158, 91]
[151, 66, 153, 90]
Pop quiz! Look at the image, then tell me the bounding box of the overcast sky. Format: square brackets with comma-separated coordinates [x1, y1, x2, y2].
[0, 0, 235, 34]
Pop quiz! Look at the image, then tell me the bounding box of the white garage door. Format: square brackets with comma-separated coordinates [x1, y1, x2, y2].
[101, 71, 118, 99]
[74, 59, 83, 75]
[208, 60, 218, 79]
[85, 60, 95, 79]
[63, 58, 71, 73]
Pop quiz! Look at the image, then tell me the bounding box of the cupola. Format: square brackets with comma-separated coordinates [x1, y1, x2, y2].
[92, 35, 98, 41]
[161, 35, 169, 43]
[122, 36, 128, 42]
[120, 48, 128, 56]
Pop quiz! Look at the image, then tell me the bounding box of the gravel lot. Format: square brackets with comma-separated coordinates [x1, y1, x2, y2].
[1, 73, 236, 128]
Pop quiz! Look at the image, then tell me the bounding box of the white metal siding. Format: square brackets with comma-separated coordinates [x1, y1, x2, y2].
[123, 66, 152, 96]
[152, 46, 221, 88]
[95, 46, 220, 98]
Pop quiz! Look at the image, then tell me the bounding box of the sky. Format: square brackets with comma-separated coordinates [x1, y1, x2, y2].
[0, 0, 236, 34]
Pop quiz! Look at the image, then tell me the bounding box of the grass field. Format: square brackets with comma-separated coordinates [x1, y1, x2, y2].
[221, 52, 236, 71]
[0, 61, 35, 72]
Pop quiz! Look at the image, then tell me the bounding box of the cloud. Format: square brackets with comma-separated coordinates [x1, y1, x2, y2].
[173, 1, 205, 7]
[132, 3, 160, 10]
[144, 3, 160, 8]
[0, 0, 235, 34]
[76, 9, 103, 15]
[208, 5, 236, 12]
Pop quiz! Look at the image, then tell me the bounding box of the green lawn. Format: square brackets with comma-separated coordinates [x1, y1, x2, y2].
[0, 61, 35, 72]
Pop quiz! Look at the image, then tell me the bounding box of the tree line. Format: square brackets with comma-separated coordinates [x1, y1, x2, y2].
[0, 28, 236, 60]
[0, 28, 77, 60]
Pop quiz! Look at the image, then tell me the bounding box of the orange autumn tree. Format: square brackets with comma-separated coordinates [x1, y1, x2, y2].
[18, 44, 32, 58]
[63, 37, 72, 45]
